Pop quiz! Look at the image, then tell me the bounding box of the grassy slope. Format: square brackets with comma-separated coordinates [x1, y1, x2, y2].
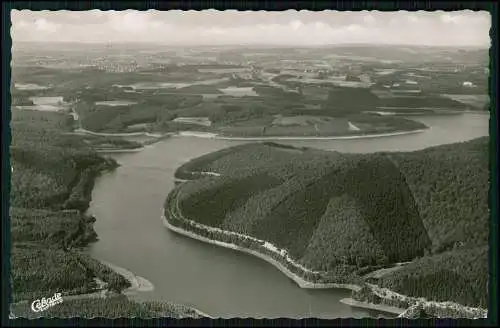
[174, 137, 489, 308]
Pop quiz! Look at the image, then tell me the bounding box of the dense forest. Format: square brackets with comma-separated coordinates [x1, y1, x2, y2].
[388, 137, 489, 252]
[378, 246, 488, 308]
[9, 107, 197, 318]
[379, 96, 469, 109]
[73, 86, 428, 136]
[18, 64, 431, 137]
[9, 108, 131, 305]
[10, 295, 202, 319]
[171, 137, 489, 308]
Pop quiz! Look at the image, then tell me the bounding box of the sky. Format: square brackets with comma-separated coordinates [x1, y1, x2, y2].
[10, 10, 491, 47]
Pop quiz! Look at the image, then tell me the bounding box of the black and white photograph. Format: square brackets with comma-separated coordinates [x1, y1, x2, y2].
[6, 8, 492, 320]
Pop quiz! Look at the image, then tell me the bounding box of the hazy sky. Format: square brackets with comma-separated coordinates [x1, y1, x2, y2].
[11, 10, 491, 47]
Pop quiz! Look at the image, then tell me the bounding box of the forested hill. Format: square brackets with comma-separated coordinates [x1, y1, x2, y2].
[174, 137, 489, 308]
[9, 109, 130, 306]
[10, 109, 201, 318]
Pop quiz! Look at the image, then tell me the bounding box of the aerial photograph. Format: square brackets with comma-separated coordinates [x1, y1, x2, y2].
[8, 9, 491, 319]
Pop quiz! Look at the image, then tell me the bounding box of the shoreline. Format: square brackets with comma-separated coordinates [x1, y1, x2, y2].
[162, 209, 488, 319]
[82, 128, 430, 156]
[161, 211, 362, 292]
[163, 171, 488, 318]
[87, 123, 485, 318]
[339, 298, 405, 315]
[74, 123, 427, 143]
[175, 128, 427, 141]
[80, 248, 213, 318]
[96, 259, 155, 294]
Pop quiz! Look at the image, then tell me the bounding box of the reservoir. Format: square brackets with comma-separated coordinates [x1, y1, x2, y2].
[87, 112, 489, 318]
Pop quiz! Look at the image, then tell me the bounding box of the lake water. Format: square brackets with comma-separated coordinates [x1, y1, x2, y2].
[87, 112, 489, 318]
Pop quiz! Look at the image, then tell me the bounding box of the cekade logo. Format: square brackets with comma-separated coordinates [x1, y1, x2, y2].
[31, 293, 63, 312]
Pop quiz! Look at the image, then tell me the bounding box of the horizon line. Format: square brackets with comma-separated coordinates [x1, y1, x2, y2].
[11, 41, 490, 49]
